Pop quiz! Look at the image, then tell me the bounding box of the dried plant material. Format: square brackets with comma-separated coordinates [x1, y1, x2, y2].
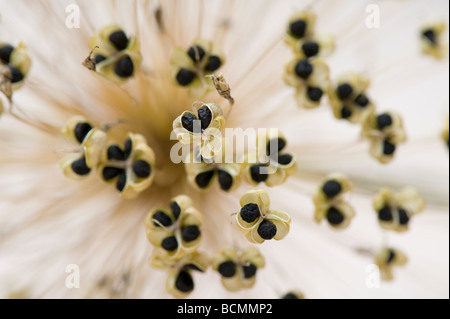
[207, 73, 234, 105]
[82, 46, 99, 71]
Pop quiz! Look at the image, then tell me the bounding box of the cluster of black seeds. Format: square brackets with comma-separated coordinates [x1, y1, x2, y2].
[152, 201, 201, 252]
[176, 44, 222, 86]
[335, 82, 371, 120]
[0, 44, 25, 83]
[102, 138, 151, 192]
[94, 30, 134, 78]
[321, 180, 346, 226]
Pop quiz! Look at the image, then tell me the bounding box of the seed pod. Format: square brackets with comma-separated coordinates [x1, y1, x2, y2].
[312, 173, 355, 230]
[59, 116, 107, 180]
[170, 38, 225, 98]
[88, 25, 142, 82]
[328, 72, 375, 124]
[283, 56, 330, 109]
[361, 110, 407, 164]
[0, 42, 31, 97]
[235, 189, 291, 244]
[212, 246, 265, 292]
[145, 195, 202, 259]
[243, 129, 297, 187]
[374, 247, 408, 281]
[98, 133, 155, 199]
[184, 140, 241, 192]
[151, 251, 210, 299]
[284, 11, 317, 47]
[420, 21, 448, 60]
[373, 187, 425, 232]
[173, 103, 225, 160]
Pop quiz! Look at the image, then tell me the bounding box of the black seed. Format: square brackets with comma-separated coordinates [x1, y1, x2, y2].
[116, 170, 127, 192]
[132, 160, 151, 178]
[267, 138, 286, 156]
[109, 30, 129, 51]
[341, 106, 353, 119]
[243, 263, 257, 278]
[278, 154, 293, 165]
[175, 270, 194, 293]
[74, 122, 93, 144]
[290, 20, 307, 38]
[307, 87, 323, 102]
[8, 66, 24, 83]
[71, 157, 91, 176]
[282, 293, 299, 299]
[0, 44, 14, 64]
[195, 170, 215, 188]
[197, 106, 212, 130]
[161, 236, 178, 252]
[398, 208, 410, 225]
[422, 29, 436, 45]
[187, 45, 206, 63]
[217, 170, 233, 191]
[181, 112, 199, 133]
[218, 261, 236, 278]
[184, 264, 204, 272]
[124, 138, 132, 159]
[257, 220, 277, 240]
[176, 68, 196, 86]
[355, 94, 369, 108]
[102, 166, 123, 181]
[386, 250, 396, 264]
[250, 164, 268, 183]
[107, 145, 125, 161]
[114, 56, 134, 78]
[322, 180, 342, 198]
[326, 207, 345, 225]
[302, 41, 320, 57]
[294, 59, 313, 79]
[378, 206, 393, 222]
[181, 225, 201, 242]
[337, 83, 353, 100]
[152, 210, 173, 227]
[205, 56, 222, 72]
[94, 54, 107, 64]
[377, 113, 393, 130]
[240, 203, 260, 223]
[383, 140, 396, 156]
[170, 202, 181, 220]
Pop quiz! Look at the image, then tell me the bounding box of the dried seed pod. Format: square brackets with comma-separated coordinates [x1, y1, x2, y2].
[284, 56, 330, 108]
[361, 110, 407, 164]
[212, 246, 265, 292]
[0, 41, 31, 99]
[281, 291, 305, 299]
[145, 195, 202, 259]
[373, 187, 425, 232]
[420, 21, 448, 60]
[88, 25, 142, 82]
[235, 189, 291, 244]
[98, 133, 155, 199]
[284, 11, 317, 47]
[374, 247, 408, 281]
[243, 129, 297, 187]
[173, 103, 224, 159]
[185, 142, 241, 192]
[328, 72, 376, 124]
[312, 173, 355, 229]
[150, 250, 209, 299]
[170, 38, 225, 98]
[59, 116, 107, 180]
